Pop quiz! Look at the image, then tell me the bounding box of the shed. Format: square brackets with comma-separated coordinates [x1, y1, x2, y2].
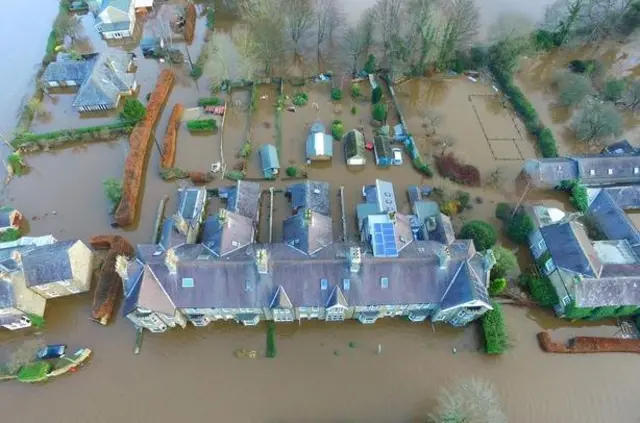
[259, 144, 280, 178]
[306, 121, 333, 161]
[374, 134, 392, 167]
[343, 129, 366, 167]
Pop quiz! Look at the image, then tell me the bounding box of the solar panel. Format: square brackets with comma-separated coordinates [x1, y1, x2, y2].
[372, 222, 398, 257]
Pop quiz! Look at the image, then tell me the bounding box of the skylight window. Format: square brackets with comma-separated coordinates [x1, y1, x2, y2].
[182, 277, 194, 288]
[321, 278, 328, 290]
[380, 277, 389, 289]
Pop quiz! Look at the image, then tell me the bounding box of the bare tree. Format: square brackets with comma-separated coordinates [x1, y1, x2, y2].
[204, 33, 232, 91]
[625, 79, 640, 112]
[405, 0, 439, 74]
[232, 24, 259, 81]
[421, 109, 443, 136]
[241, 0, 286, 76]
[358, 9, 376, 59]
[314, 0, 340, 72]
[342, 8, 376, 73]
[437, 0, 479, 69]
[375, 0, 403, 66]
[428, 378, 508, 423]
[283, 0, 314, 53]
[571, 100, 623, 142]
[577, 0, 635, 42]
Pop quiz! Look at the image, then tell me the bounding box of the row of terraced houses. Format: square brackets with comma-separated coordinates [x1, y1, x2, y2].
[117, 179, 496, 333]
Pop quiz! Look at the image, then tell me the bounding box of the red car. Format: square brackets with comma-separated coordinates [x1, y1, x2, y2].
[365, 141, 374, 151]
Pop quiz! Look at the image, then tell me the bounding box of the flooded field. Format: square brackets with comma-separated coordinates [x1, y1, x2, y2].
[1, 1, 640, 422]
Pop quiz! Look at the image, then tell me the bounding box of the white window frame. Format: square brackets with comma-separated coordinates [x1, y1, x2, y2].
[607, 169, 613, 175]
[59, 280, 71, 286]
[562, 296, 571, 306]
[47, 291, 60, 298]
[544, 258, 556, 274]
[589, 169, 595, 176]
[635, 167, 639, 175]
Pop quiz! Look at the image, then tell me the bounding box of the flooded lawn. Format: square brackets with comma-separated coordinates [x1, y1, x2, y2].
[246, 84, 278, 178]
[220, 88, 250, 173]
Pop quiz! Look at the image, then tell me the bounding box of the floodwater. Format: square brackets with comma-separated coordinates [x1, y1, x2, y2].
[2, 1, 640, 422]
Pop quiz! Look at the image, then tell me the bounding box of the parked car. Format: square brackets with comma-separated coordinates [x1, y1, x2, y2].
[392, 148, 403, 165]
[36, 344, 67, 360]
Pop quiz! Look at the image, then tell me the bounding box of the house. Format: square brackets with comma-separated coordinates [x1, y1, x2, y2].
[286, 181, 331, 216]
[373, 134, 393, 167]
[259, 144, 280, 178]
[0, 208, 22, 234]
[218, 181, 262, 222]
[306, 121, 333, 162]
[90, 0, 136, 39]
[42, 52, 137, 112]
[22, 240, 94, 299]
[174, 187, 207, 244]
[343, 129, 366, 166]
[521, 152, 640, 188]
[133, 0, 154, 12]
[602, 139, 637, 156]
[117, 183, 494, 332]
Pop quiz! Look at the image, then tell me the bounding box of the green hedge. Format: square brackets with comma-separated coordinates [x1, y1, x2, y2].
[490, 65, 558, 158]
[266, 322, 277, 358]
[565, 303, 639, 320]
[482, 301, 508, 355]
[519, 273, 558, 307]
[12, 121, 136, 149]
[186, 119, 217, 132]
[197, 97, 223, 107]
[412, 157, 433, 177]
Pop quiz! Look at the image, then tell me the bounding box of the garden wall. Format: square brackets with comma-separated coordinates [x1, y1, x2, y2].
[183, 3, 196, 44]
[114, 69, 176, 227]
[538, 331, 640, 354]
[161, 103, 183, 169]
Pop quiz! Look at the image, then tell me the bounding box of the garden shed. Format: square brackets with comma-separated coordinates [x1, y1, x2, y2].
[343, 129, 366, 167]
[259, 144, 280, 178]
[374, 134, 392, 167]
[306, 121, 333, 161]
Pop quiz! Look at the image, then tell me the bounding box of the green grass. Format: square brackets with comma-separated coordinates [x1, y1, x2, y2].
[7, 153, 25, 176]
[11, 121, 135, 148]
[17, 362, 51, 383]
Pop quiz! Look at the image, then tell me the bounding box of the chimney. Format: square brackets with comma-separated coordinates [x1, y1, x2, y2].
[349, 247, 362, 273]
[11, 250, 22, 267]
[436, 246, 450, 269]
[255, 248, 269, 274]
[115, 255, 129, 281]
[165, 248, 178, 274]
[219, 208, 228, 224]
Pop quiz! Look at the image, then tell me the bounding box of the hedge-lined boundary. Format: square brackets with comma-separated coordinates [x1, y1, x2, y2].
[490, 65, 559, 158]
[12, 121, 136, 151]
[482, 301, 509, 355]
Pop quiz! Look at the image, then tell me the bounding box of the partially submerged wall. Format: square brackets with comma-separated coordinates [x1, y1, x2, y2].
[161, 103, 183, 169]
[538, 331, 640, 354]
[114, 69, 176, 227]
[183, 3, 196, 44]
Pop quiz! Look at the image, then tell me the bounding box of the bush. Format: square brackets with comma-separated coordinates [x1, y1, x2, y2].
[491, 245, 518, 280]
[553, 71, 594, 107]
[286, 166, 297, 177]
[371, 103, 387, 122]
[441, 200, 461, 216]
[495, 202, 513, 221]
[7, 153, 25, 176]
[372, 86, 383, 104]
[456, 191, 471, 209]
[505, 210, 533, 244]
[482, 301, 508, 355]
[489, 278, 507, 296]
[206, 7, 215, 30]
[568, 59, 602, 75]
[603, 78, 627, 102]
[351, 84, 361, 98]
[519, 274, 558, 307]
[331, 120, 345, 141]
[190, 65, 203, 79]
[570, 183, 588, 212]
[469, 45, 489, 69]
[186, 119, 217, 132]
[0, 228, 21, 243]
[364, 54, 376, 74]
[239, 141, 252, 158]
[533, 29, 559, 50]
[197, 97, 223, 107]
[458, 221, 497, 251]
[435, 152, 481, 186]
[538, 128, 559, 158]
[120, 98, 146, 122]
[266, 322, 277, 358]
[103, 178, 123, 209]
[331, 88, 343, 101]
[351, 106, 357, 115]
[292, 91, 309, 106]
[412, 157, 433, 177]
[572, 100, 623, 142]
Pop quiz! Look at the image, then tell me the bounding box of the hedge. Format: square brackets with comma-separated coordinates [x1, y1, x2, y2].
[266, 322, 277, 358]
[11, 121, 136, 149]
[197, 97, 223, 107]
[519, 273, 558, 307]
[186, 119, 217, 132]
[564, 303, 639, 320]
[412, 157, 433, 177]
[482, 301, 508, 355]
[490, 64, 558, 158]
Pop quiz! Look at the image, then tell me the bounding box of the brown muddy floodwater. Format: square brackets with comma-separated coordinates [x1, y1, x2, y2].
[1, 2, 640, 422]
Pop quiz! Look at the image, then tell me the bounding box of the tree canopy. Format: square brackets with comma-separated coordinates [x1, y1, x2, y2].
[458, 221, 497, 251]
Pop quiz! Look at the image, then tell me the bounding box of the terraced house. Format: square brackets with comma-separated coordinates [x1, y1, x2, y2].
[118, 180, 495, 333]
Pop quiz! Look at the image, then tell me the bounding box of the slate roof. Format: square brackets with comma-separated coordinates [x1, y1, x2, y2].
[587, 190, 640, 252]
[99, 0, 131, 14]
[201, 211, 255, 257]
[364, 179, 397, 213]
[306, 122, 333, 158]
[521, 158, 578, 187]
[0, 315, 22, 326]
[283, 210, 333, 255]
[223, 181, 262, 221]
[271, 285, 293, 308]
[122, 258, 144, 316]
[539, 223, 602, 278]
[574, 277, 640, 307]
[259, 145, 279, 175]
[22, 240, 77, 287]
[374, 134, 392, 162]
[177, 187, 207, 226]
[72, 52, 135, 109]
[100, 21, 132, 32]
[286, 181, 330, 216]
[588, 186, 640, 210]
[0, 279, 15, 309]
[42, 54, 97, 84]
[343, 129, 365, 159]
[158, 217, 187, 251]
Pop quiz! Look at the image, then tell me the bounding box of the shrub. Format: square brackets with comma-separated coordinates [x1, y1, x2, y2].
[186, 119, 217, 132]
[411, 157, 433, 177]
[489, 278, 507, 296]
[331, 120, 345, 141]
[570, 183, 588, 212]
[7, 153, 25, 176]
[553, 71, 594, 107]
[456, 191, 471, 209]
[364, 54, 376, 74]
[469, 45, 489, 69]
[495, 202, 513, 221]
[0, 228, 21, 243]
[603, 78, 627, 102]
[190, 65, 203, 79]
[331, 88, 343, 101]
[351, 106, 357, 115]
[441, 200, 461, 216]
[206, 7, 215, 30]
[286, 166, 297, 177]
[103, 178, 123, 212]
[538, 128, 559, 158]
[533, 29, 559, 50]
[372, 86, 383, 104]
[505, 210, 533, 244]
[568, 59, 602, 75]
[435, 152, 481, 186]
[292, 91, 309, 106]
[351, 84, 361, 98]
[482, 301, 508, 355]
[519, 274, 558, 307]
[197, 97, 223, 107]
[458, 220, 497, 251]
[491, 245, 518, 280]
[27, 314, 45, 329]
[371, 103, 387, 122]
[120, 98, 146, 122]
[266, 322, 277, 358]
[239, 141, 252, 158]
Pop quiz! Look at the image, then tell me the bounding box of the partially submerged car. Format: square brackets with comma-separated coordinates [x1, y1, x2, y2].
[392, 148, 403, 165]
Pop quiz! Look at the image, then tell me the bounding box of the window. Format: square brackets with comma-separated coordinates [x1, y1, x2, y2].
[537, 239, 546, 251]
[635, 167, 639, 175]
[65, 80, 76, 86]
[544, 259, 556, 274]
[244, 280, 253, 291]
[589, 169, 595, 176]
[320, 278, 328, 290]
[273, 309, 294, 322]
[49, 81, 60, 88]
[47, 291, 60, 298]
[380, 277, 389, 288]
[608, 169, 613, 175]
[343, 278, 350, 291]
[562, 296, 571, 306]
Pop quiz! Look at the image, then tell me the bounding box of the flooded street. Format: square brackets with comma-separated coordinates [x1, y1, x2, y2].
[1, 1, 640, 422]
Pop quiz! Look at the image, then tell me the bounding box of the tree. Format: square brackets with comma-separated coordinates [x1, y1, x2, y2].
[421, 109, 443, 136]
[541, 0, 584, 44]
[103, 178, 123, 213]
[232, 24, 259, 81]
[314, 0, 340, 72]
[625, 79, 640, 112]
[240, 0, 286, 76]
[437, 0, 479, 69]
[372, 86, 383, 104]
[552, 71, 594, 107]
[375, 0, 403, 67]
[458, 221, 497, 251]
[505, 211, 534, 244]
[571, 100, 623, 142]
[487, 13, 534, 73]
[428, 378, 507, 423]
[603, 77, 627, 102]
[283, 0, 314, 52]
[489, 278, 508, 296]
[372, 103, 387, 122]
[405, 0, 438, 75]
[364, 54, 376, 74]
[576, 0, 635, 42]
[342, 26, 365, 73]
[120, 98, 146, 122]
[357, 9, 376, 59]
[491, 245, 518, 280]
[54, 12, 81, 42]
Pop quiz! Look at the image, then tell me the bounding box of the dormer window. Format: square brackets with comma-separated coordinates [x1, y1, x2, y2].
[589, 169, 595, 176]
[634, 167, 639, 175]
[608, 169, 613, 175]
